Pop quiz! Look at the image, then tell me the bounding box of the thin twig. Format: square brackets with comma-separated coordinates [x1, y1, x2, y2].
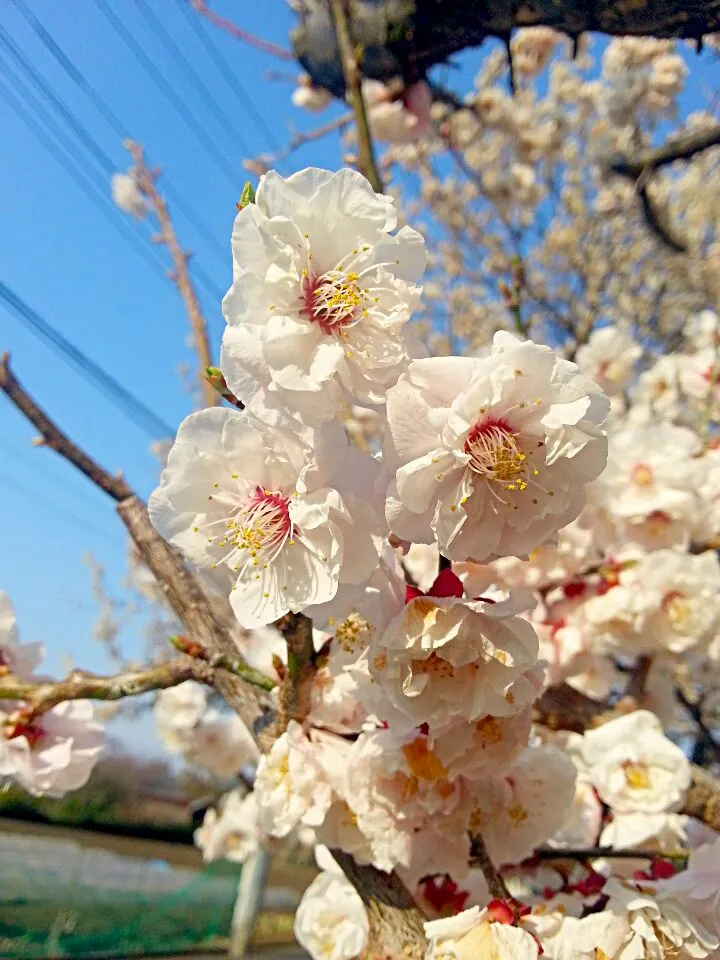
[675, 686, 720, 764]
[190, 0, 294, 61]
[625, 654, 653, 703]
[609, 123, 720, 177]
[0, 657, 230, 724]
[469, 832, 511, 902]
[534, 846, 688, 862]
[264, 112, 353, 167]
[126, 140, 218, 408]
[0, 352, 133, 502]
[327, 0, 383, 193]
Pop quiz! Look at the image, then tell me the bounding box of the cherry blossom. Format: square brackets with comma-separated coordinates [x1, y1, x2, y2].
[195, 790, 264, 864]
[581, 710, 691, 814]
[384, 333, 609, 562]
[424, 905, 540, 960]
[111, 172, 146, 218]
[294, 869, 369, 960]
[148, 407, 379, 628]
[0, 591, 43, 678]
[221, 167, 426, 424]
[575, 325, 641, 395]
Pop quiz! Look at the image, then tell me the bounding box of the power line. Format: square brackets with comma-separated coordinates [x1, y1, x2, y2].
[94, 0, 241, 187]
[8, 0, 227, 259]
[0, 26, 224, 302]
[176, 0, 283, 156]
[0, 279, 175, 439]
[133, 0, 253, 158]
[0, 67, 171, 285]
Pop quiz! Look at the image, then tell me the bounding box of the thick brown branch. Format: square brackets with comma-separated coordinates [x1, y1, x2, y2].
[328, 0, 383, 193]
[330, 850, 428, 958]
[0, 353, 133, 502]
[127, 141, 217, 408]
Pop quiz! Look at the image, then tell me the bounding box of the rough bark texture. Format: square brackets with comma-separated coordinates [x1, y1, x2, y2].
[684, 765, 720, 831]
[117, 497, 276, 749]
[330, 850, 428, 958]
[293, 0, 720, 96]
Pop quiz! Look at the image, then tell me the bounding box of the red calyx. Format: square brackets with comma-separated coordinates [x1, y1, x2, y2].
[486, 898, 515, 925]
[651, 858, 677, 880]
[573, 871, 607, 896]
[633, 870, 652, 881]
[563, 581, 586, 599]
[405, 568, 465, 604]
[420, 875, 470, 915]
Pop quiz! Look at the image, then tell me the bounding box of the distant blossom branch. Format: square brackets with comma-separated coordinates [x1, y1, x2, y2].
[190, 0, 294, 61]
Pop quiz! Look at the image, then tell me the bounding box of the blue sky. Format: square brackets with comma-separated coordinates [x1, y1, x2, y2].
[0, 4, 716, 755]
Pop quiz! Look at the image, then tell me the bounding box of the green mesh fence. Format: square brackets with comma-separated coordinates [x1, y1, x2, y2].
[0, 825, 239, 958]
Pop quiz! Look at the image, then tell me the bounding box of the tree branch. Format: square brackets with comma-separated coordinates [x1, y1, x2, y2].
[276, 611, 315, 731]
[469, 832, 511, 902]
[190, 0, 294, 60]
[126, 140, 217, 408]
[0, 657, 222, 723]
[609, 124, 720, 178]
[0, 354, 276, 749]
[0, 352, 133, 502]
[327, 0, 383, 193]
[675, 686, 720, 764]
[330, 850, 428, 958]
[684, 765, 720, 833]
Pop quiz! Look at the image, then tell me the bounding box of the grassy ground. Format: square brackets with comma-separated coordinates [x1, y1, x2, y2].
[0, 819, 312, 959]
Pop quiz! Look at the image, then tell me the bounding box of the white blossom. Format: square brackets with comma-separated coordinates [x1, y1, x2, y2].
[0, 591, 43, 678]
[111, 172, 146, 218]
[424, 906, 540, 960]
[0, 700, 105, 798]
[575, 325, 641, 395]
[195, 790, 264, 864]
[148, 407, 379, 628]
[294, 870, 368, 960]
[581, 710, 691, 814]
[384, 333, 609, 563]
[221, 167, 426, 424]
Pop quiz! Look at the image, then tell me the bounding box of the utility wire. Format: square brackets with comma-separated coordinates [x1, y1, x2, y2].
[94, 0, 241, 186]
[9, 0, 227, 259]
[0, 279, 174, 439]
[0, 67, 170, 283]
[0, 27, 224, 302]
[133, 0, 253, 157]
[175, 0, 282, 155]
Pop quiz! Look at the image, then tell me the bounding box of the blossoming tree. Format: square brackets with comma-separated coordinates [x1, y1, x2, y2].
[4, 7, 720, 960]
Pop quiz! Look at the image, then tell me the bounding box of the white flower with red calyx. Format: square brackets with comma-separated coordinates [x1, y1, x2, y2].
[590, 421, 701, 541]
[0, 700, 104, 798]
[603, 878, 719, 960]
[0, 591, 44, 679]
[574, 325, 641, 396]
[468, 744, 577, 865]
[384, 333, 609, 564]
[630, 353, 688, 421]
[291, 75, 331, 113]
[253, 721, 333, 838]
[294, 870, 369, 960]
[363, 587, 541, 737]
[583, 549, 720, 656]
[148, 407, 379, 629]
[524, 909, 631, 960]
[221, 167, 426, 426]
[363, 79, 433, 144]
[194, 790, 264, 865]
[424, 905, 541, 960]
[581, 710, 691, 815]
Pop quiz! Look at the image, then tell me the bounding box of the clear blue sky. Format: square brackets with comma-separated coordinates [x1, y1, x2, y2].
[0, 4, 715, 755]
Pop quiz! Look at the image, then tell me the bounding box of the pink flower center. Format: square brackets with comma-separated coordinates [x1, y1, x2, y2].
[300, 269, 367, 335]
[5, 715, 44, 748]
[631, 463, 654, 487]
[224, 486, 292, 570]
[465, 417, 530, 492]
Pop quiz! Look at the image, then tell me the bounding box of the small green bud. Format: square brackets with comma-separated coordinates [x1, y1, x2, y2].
[205, 366, 228, 395]
[237, 181, 256, 210]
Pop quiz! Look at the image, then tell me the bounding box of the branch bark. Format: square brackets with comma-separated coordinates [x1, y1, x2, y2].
[127, 140, 218, 408]
[327, 0, 383, 193]
[610, 124, 720, 178]
[330, 850, 428, 958]
[294, 1, 720, 98]
[191, 0, 294, 60]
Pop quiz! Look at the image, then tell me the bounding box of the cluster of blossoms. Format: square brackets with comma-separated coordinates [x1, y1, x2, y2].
[0, 592, 104, 797]
[142, 164, 720, 957]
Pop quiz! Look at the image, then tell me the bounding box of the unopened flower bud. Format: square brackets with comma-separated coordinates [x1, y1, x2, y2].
[237, 181, 256, 210]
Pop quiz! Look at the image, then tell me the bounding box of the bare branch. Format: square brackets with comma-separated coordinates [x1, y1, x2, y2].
[0, 355, 276, 748]
[0, 352, 133, 502]
[675, 686, 720, 764]
[534, 846, 688, 862]
[1, 658, 216, 723]
[327, 0, 383, 193]
[610, 124, 720, 178]
[276, 611, 315, 731]
[330, 850, 428, 958]
[637, 183, 689, 254]
[469, 832, 512, 902]
[259, 113, 354, 170]
[126, 140, 218, 408]
[190, 0, 294, 61]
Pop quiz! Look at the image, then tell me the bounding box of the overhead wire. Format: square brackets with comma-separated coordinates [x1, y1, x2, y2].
[9, 0, 227, 260]
[0, 279, 175, 439]
[0, 66, 170, 284]
[133, 0, 253, 158]
[94, 0, 242, 186]
[175, 0, 283, 156]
